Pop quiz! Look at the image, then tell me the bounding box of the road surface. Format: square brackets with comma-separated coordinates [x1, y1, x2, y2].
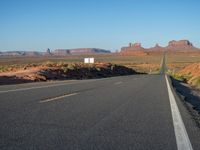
[1, 74, 200, 150]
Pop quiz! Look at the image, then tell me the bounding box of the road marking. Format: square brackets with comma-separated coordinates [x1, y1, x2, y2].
[0, 78, 108, 94]
[39, 92, 79, 103]
[114, 81, 123, 85]
[165, 75, 193, 150]
[0, 81, 76, 94]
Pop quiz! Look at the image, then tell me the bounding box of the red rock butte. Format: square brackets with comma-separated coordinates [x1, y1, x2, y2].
[120, 40, 200, 54]
[121, 42, 147, 56]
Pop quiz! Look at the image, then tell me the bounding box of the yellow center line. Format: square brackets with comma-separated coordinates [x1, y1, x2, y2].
[39, 92, 79, 103]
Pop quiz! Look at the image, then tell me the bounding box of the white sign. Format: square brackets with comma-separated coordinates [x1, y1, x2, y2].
[84, 58, 94, 64]
[84, 58, 89, 63]
[89, 58, 94, 63]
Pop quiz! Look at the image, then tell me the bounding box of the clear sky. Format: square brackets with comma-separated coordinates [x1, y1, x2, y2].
[0, 0, 200, 51]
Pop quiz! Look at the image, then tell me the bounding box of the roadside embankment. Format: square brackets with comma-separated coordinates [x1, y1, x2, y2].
[0, 62, 140, 85]
[169, 62, 200, 89]
[170, 77, 200, 128]
[169, 63, 200, 127]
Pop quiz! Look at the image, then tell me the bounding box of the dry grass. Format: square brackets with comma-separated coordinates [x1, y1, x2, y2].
[0, 53, 163, 73]
[166, 53, 200, 72]
[1, 52, 200, 74]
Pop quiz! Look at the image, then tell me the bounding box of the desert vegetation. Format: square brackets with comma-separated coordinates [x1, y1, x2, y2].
[0, 61, 139, 85]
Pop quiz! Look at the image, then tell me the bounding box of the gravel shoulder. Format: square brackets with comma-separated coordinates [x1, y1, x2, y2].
[171, 77, 200, 127]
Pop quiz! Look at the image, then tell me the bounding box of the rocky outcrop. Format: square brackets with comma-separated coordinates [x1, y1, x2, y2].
[121, 42, 147, 55]
[120, 40, 200, 53]
[166, 40, 197, 51]
[168, 40, 193, 47]
[149, 44, 165, 51]
[45, 48, 52, 56]
[121, 42, 145, 51]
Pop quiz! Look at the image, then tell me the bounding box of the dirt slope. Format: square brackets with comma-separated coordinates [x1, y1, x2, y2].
[0, 63, 138, 85]
[176, 63, 200, 88]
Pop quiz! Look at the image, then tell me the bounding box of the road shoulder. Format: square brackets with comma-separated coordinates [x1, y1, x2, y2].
[169, 76, 200, 150]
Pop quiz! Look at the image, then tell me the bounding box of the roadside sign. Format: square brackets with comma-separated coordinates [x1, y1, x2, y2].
[84, 58, 94, 64]
[84, 58, 90, 63]
[89, 58, 94, 63]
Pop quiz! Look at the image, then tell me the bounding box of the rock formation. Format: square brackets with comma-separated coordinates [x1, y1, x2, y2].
[166, 40, 198, 51]
[149, 44, 165, 51]
[45, 48, 52, 55]
[52, 49, 70, 56]
[52, 48, 110, 56]
[120, 40, 200, 53]
[120, 42, 147, 55]
[0, 48, 111, 57]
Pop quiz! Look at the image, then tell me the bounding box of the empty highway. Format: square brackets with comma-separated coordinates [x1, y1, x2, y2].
[0, 75, 200, 150]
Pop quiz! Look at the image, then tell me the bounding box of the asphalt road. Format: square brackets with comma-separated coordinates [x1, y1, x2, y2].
[0, 75, 200, 150]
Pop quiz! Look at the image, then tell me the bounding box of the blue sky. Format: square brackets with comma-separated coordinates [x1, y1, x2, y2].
[0, 0, 200, 51]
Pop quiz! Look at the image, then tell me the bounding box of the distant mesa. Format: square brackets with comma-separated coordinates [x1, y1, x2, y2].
[0, 48, 111, 57]
[166, 40, 199, 51]
[0, 40, 199, 57]
[121, 42, 147, 56]
[52, 48, 110, 56]
[120, 40, 200, 54]
[52, 49, 70, 56]
[121, 42, 145, 51]
[149, 43, 165, 51]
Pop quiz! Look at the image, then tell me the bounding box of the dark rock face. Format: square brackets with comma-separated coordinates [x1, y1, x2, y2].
[46, 48, 52, 55]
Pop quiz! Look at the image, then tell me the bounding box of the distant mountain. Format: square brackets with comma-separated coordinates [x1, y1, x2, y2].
[0, 48, 111, 57]
[0, 51, 46, 57]
[52, 48, 111, 56]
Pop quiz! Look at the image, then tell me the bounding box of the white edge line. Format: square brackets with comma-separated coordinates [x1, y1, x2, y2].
[165, 75, 193, 150]
[39, 92, 79, 103]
